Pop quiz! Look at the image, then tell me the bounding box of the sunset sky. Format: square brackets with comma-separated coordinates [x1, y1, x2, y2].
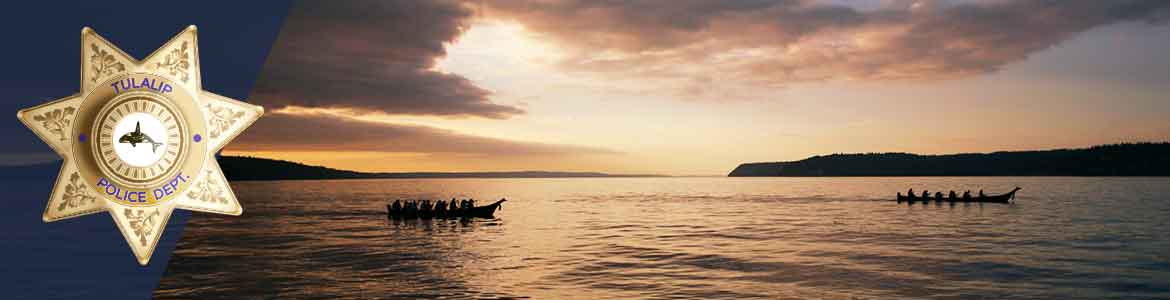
[222, 0, 1170, 175]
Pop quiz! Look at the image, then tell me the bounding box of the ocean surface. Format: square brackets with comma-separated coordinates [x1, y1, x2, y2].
[155, 177, 1170, 299]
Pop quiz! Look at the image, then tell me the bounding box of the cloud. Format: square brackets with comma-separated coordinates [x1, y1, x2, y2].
[482, 0, 1170, 87]
[229, 111, 618, 156]
[251, 0, 523, 118]
[252, 0, 1170, 107]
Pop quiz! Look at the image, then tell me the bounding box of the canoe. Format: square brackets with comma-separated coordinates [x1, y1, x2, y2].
[897, 187, 1020, 204]
[387, 199, 506, 219]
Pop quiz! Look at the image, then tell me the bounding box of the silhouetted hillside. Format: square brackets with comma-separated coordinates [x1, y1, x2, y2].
[219, 156, 661, 181]
[728, 143, 1170, 177]
[218, 156, 366, 180]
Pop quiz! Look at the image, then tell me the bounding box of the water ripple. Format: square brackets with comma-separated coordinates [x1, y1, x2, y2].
[157, 177, 1170, 299]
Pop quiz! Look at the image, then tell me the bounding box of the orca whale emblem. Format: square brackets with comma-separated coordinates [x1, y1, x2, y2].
[118, 121, 163, 153]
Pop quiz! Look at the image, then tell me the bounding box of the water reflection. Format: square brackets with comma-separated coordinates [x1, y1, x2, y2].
[386, 216, 488, 230]
[157, 178, 1170, 299]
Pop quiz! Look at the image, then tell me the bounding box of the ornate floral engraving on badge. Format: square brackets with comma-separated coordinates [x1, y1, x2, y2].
[16, 26, 263, 265]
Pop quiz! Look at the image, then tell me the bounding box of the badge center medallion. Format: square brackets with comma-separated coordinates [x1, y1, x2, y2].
[94, 90, 186, 180]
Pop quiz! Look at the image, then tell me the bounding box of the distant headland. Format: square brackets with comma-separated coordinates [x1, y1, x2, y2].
[728, 142, 1170, 177]
[218, 156, 664, 181]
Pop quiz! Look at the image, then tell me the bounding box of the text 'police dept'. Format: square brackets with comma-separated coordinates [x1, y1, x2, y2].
[97, 173, 189, 203]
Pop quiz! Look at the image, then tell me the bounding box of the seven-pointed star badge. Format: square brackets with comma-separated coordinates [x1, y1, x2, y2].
[16, 26, 262, 265]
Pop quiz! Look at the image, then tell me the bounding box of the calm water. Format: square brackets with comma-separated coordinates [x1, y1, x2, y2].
[155, 177, 1170, 299]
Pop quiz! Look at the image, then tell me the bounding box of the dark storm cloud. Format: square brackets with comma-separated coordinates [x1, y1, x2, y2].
[231, 112, 617, 156]
[251, 0, 523, 118]
[254, 0, 1170, 108]
[483, 0, 1170, 83]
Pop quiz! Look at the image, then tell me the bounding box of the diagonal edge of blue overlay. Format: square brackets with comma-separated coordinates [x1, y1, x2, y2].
[0, 2, 291, 299]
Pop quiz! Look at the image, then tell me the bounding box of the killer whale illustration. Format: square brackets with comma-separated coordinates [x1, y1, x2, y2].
[118, 121, 163, 153]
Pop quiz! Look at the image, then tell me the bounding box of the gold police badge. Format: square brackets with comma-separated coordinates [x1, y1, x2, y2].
[16, 26, 262, 265]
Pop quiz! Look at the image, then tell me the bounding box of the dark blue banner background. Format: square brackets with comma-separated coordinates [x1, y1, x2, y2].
[0, 2, 291, 299]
